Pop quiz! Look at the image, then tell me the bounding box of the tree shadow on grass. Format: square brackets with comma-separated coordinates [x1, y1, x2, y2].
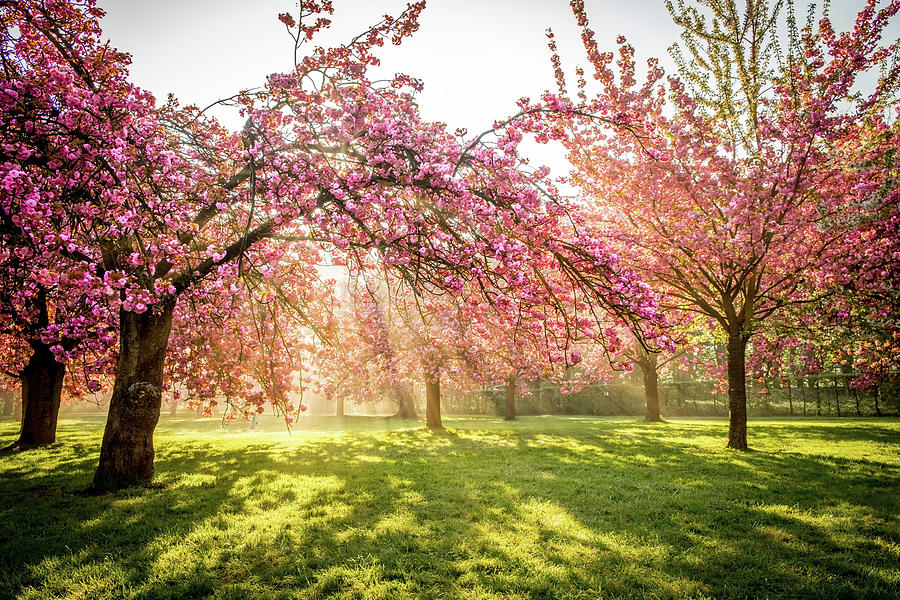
[758, 422, 900, 445]
[0, 418, 897, 599]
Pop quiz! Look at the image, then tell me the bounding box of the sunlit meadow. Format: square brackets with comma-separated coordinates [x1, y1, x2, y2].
[1, 415, 897, 599]
[3, 1, 900, 599]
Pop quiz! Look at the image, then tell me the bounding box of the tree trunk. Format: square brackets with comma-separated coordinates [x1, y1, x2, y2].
[641, 353, 662, 422]
[393, 383, 417, 419]
[335, 394, 345, 417]
[168, 398, 177, 417]
[504, 373, 517, 420]
[424, 371, 442, 430]
[725, 333, 749, 449]
[874, 386, 882, 416]
[91, 303, 175, 492]
[786, 379, 793, 416]
[13, 343, 66, 448]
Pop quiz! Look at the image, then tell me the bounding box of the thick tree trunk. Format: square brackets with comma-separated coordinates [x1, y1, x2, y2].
[13, 343, 66, 448]
[168, 398, 177, 417]
[641, 352, 662, 422]
[335, 394, 345, 417]
[91, 303, 175, 492]
[393, 383, 417, 419]
[424, 371, 442, 430]
[504, 373, 517, 420]
[725, 333, 749, 449]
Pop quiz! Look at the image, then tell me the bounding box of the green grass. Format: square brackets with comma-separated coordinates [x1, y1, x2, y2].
[0, 415, 898, 599]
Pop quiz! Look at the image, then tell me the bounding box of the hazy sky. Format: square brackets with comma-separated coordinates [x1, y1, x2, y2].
[96, 0, 685, 129]
[96, 0, 891, 175]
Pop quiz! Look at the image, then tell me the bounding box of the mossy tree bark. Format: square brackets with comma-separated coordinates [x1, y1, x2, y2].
[12, 342, 65, 449]
[91, 302, 175, 492]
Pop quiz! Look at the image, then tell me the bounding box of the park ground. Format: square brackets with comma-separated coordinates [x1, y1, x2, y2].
[0, 415, 898, 599]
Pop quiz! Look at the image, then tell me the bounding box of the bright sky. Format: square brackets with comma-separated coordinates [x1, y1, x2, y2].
[96, 0, 890, 176]
[97, 0, 676, 129]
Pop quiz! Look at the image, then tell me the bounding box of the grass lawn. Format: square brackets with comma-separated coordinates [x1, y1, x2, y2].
[0, 415, 898, 599]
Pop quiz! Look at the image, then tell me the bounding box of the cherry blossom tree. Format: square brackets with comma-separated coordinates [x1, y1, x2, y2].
[0, 0, 126, 448]
[817, 116, 900, 399]
[164, 246, 333, 424]
[313, 275, 502, 430]
[314, 258, 646, 427]
[559, 0, 899, 448]
[2, 0, 668, 490]
[310, 288, 404, 418]
[748, 284, 899, 416]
